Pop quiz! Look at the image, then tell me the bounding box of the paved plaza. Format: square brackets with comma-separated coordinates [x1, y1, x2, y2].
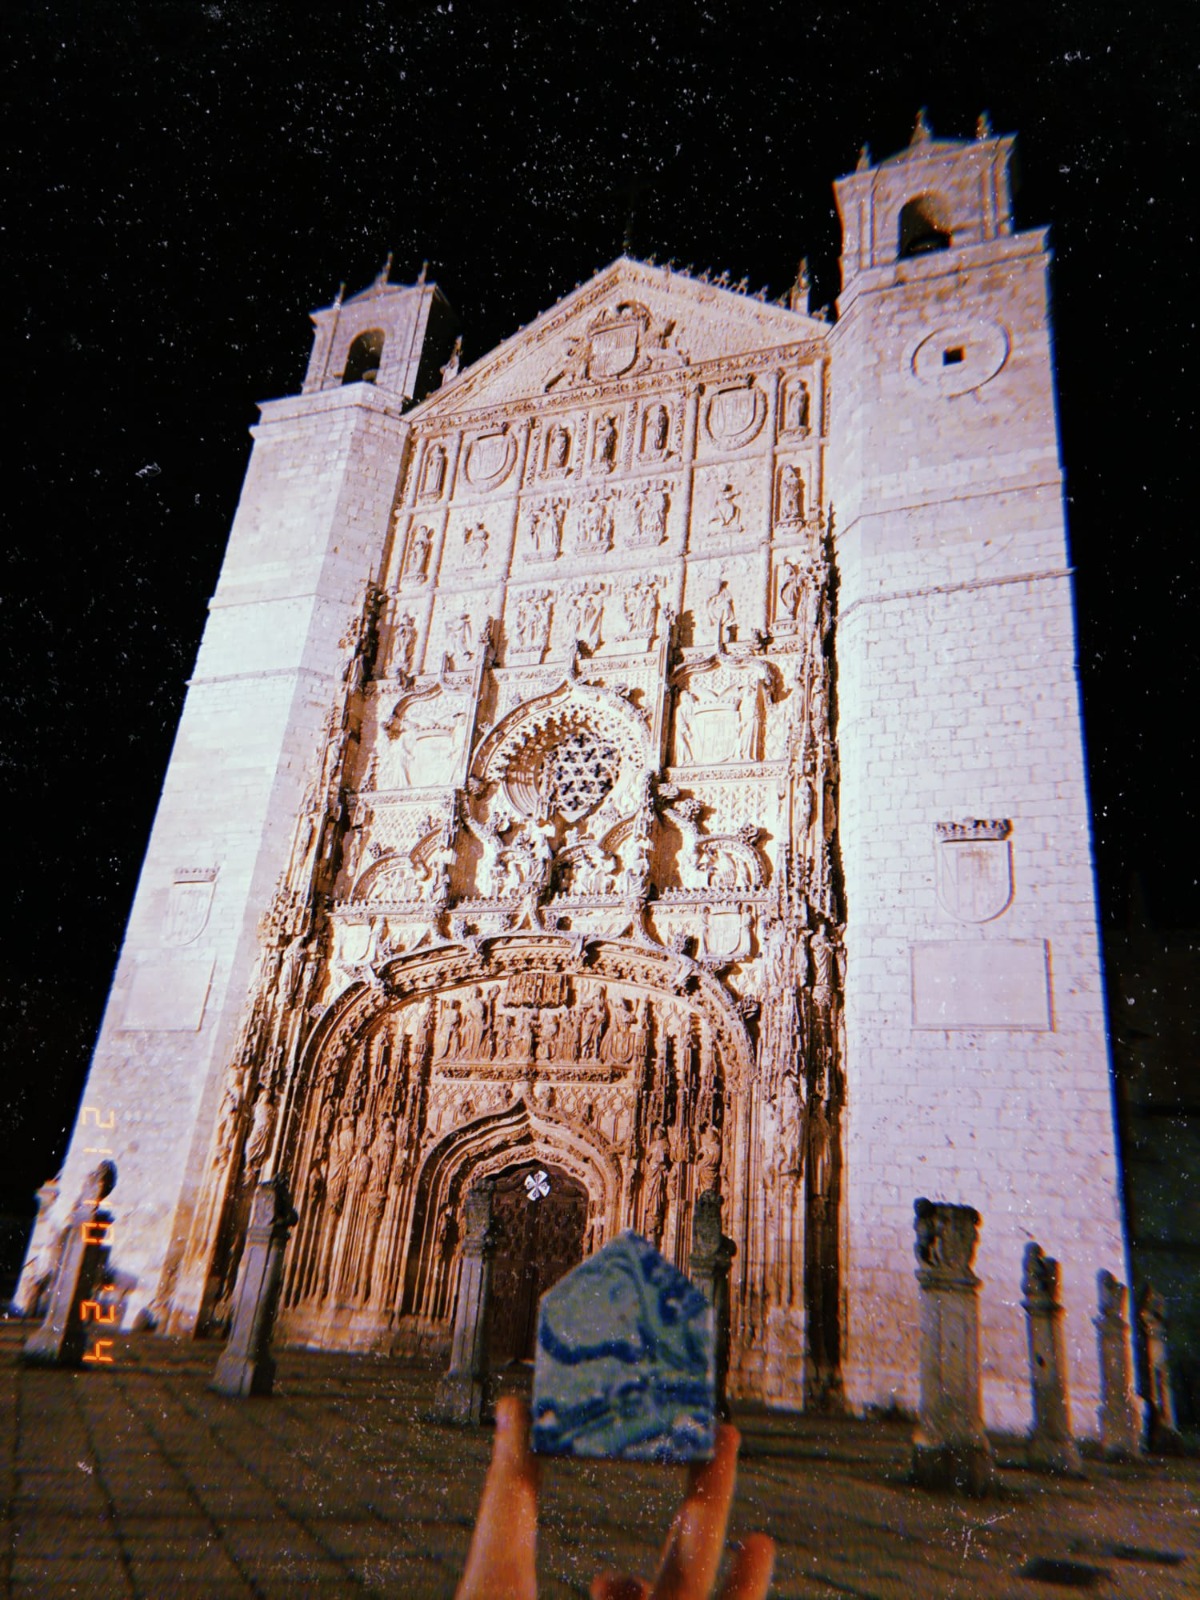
[0, 1322, 1195, 1599]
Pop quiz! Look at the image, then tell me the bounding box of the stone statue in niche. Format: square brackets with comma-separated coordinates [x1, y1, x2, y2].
[544, 424, 571, 473]
[570, 585, 606, 652]
[212, 1067, 247, 1171]
[633, 487, 669, 546]
[782, 379, 810, 434]
[622, 579, 659, 638]
[445, 612, 474, 663]
[404, 524, 433, 582]
[593, 415, 619, 471]
[242, 1090, 275, 1176]
[530, 500, 565, 559]
[514, 591, 552, 654]
[462, 523, 489, 565]
[777, 466, 804, 524]
[420, 444, 447, 498]
[694, 1124, 722, 1194]
[705, 581, 736, 642]
[391, 612, 417, 677]
[642, 403, 670, 454]
[642, 1129, 670, 1247]
[710, 484, 742, 535]
[577, 492, 613, 552]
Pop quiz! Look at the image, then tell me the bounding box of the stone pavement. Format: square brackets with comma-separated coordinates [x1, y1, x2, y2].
[0, 1323, 1195, 1599]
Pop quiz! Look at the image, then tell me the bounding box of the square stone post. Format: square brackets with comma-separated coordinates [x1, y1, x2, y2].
[210, 1176, 297, 1398]
[1021, 1244, 1082, 1474]
[437, 1180, 499, 1426]
[1136, 1282, 1183, 1454]
[23, 1163, 117, 1369]
[1093, 1270, 1143, 1460]
[689, 1190, 737, 1421]
[911, 1198, 993, 1495]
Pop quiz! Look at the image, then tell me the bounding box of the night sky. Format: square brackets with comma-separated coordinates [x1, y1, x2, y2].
[3, 2, 1194, 1229]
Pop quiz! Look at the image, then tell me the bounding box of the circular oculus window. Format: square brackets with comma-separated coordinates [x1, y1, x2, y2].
[911, 320, 1010, 396]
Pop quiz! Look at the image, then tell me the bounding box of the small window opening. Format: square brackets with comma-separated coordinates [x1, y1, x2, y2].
[898, 197, 952, 259]
[343, 329, 385, 385]
[942, 346, 965, 366]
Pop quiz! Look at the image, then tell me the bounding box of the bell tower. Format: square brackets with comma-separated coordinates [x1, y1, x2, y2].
[20, 270, 457, 1331]
[827, 116, 1127, 1428]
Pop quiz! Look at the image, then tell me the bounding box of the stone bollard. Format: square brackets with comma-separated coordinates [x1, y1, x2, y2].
[1021, 1243, 1083, 1474]
[210, 1175, 297, 1398]
[437, 1180, 499, 1425]
[23, 1162, 118, 1368]
[1094, 1270, 1143, 1460]
[689, 1189, 737, 1421]
[910, 1198, 994, 1494]
[1136, 1282, 1183, 1454]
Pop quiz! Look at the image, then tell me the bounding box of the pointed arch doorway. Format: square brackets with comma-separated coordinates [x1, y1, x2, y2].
[486, 1163, 588, 1365]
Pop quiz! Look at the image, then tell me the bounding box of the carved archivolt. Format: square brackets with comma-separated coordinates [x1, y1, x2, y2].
[276, 934, 753, 1344]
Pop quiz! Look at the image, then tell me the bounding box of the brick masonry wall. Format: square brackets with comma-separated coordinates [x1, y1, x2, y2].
[829, 199, 1126, 1434]
[27, 383, 416, 1329]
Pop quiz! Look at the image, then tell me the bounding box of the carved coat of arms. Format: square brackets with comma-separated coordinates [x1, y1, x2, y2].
[934, 820, 1012, 923]
[163, 869, 217, 946]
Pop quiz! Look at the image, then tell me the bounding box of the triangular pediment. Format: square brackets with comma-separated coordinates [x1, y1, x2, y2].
[411, 257, 827, 419]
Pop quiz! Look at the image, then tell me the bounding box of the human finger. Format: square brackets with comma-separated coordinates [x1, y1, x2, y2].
[717, 1534, 775, 1600]
[455, 1395, 541, 1600]
[652, 1423, 741, 1599]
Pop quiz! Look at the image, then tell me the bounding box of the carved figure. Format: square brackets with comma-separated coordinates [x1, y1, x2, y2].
[545, 424, 571, 471]
[213, 1068, 247, 1169]
[710, 483, 742, 533]
[530, 500, 564, 558]
[785, 379, 810, 433]
[420, 445, 447, 497]
[462, 523, 489, 564]
[515, 591, 552, 654]
[242, 1091, 274, 1175]
[439, 337, 462, 386]
[577, 493, 612, 552]
[634, 487, 668, 545]
[445, 613, 474, 663]
[642, 1128, 671, 1246]
[622, 579, 659, 637]
[579, 991, 607, 1059]
[570, 586, 606, 652]
[706, 582, 736, 641]
[643, 404, 669, 454]
[594, 415, 618, 470]
[778, 465, 804, 523]
[695, 1123, 722, 1194]
[404, 524, 433, 581]
[392, 611, 417, 676]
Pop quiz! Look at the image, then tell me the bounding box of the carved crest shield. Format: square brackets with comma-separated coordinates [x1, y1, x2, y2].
[464, 430, 516, 487]
[706, 385, 765, 447]
[587, 318, 641, 379]
[163, 871, 216, 946]
[935, 821, 1012, 923]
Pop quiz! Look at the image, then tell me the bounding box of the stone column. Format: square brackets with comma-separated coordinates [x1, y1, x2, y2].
[23, 1163, 117, 1369]
[437, 1180, 499, 1426]
[690, 1189, 737, 1421]
[210, 1176, 298, 1398]
[1021, 1244, 1082, 1474]
[910, 1198, 993, 1495]
[1093, 1270, 1143, 1460]
[1136, 1282, 1183, 1454]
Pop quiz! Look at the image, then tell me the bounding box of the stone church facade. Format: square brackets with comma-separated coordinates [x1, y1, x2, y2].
[23, 124, 1129, 1428]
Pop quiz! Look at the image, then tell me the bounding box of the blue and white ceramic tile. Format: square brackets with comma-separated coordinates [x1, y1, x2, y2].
[530, 1230, 716, 1462]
